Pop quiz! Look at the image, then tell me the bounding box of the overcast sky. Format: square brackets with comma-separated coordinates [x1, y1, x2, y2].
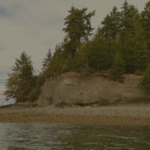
[0, 0, 148, 99]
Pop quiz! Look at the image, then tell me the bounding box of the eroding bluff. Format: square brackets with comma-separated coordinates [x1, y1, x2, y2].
[37, 73, 150, 106]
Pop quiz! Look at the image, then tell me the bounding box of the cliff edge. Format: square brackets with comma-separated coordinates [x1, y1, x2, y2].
[37, 73, 150, 106]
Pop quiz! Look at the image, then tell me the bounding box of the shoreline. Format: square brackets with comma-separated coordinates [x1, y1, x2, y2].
[0, 105, 150, 126]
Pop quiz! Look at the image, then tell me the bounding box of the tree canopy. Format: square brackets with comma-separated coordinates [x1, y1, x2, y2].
[4, 52, 36, 102]
[63, 6, 95, 59]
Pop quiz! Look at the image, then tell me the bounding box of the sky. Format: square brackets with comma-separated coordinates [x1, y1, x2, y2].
[0, 0, 149, 102]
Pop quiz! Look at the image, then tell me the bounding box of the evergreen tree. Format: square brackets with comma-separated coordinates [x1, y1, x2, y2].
[95, 6, 121, 71]
[140, 64, 150, 91]
[141, 0, 150, 50]
[100, 6, 121, 41]
[110, 52, 125, 77]
[63, 6, 95, 59]
[78, 37, 113, 71]
[120, 1, 139, 36]
[132, 18, 149, 73]
[120, 1, 140, 73]
[48, 44, 65, 75]
[4, 52, 35, 102]
[41, 49, 52, 78]
[120, 31, 134, 73]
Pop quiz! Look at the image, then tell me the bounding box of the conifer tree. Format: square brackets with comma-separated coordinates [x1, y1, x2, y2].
[48, 44, 65, 74]
[132, 18, 149, 73]
[141, 0, 150, 50]
[110, 52, 125, 77]
[41, 49, 52, 78]
[120, 1, 140, 73]
[63, 7, 95, 59]
[120, 1, 139, 36]
[4, 52, 35, 102]
[140, 64, 150, 91]
[78, 37, 113, 71]
[100, 6, 121, 41]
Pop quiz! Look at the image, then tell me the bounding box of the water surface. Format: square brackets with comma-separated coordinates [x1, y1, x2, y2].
[0, 123, 150, 150]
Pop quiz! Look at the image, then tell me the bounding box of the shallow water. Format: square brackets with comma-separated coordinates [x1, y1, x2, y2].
[0, 123, 150, 150]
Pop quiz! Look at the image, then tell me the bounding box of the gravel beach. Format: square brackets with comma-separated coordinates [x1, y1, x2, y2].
[0, 105, 150, 125]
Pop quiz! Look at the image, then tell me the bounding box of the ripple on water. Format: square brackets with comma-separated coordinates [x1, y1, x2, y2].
[0, 123, 150, 150]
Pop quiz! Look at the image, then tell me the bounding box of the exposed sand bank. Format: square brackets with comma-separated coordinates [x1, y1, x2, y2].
[37, 73, 150, 106]
[0, 105, 150, 126]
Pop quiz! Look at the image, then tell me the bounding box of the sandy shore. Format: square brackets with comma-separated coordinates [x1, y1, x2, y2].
[0, 105, 150, 125]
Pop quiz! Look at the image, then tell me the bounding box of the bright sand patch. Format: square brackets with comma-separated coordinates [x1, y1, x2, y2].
[0, 105, 150, 126]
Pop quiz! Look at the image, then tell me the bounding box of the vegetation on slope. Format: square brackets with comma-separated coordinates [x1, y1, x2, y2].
[4, 0, 150, 102]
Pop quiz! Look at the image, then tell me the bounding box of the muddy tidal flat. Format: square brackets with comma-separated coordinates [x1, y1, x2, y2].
[0, 105, 150, 126]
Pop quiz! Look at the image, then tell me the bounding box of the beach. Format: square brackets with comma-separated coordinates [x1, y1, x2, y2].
[0, 104, 150, 126]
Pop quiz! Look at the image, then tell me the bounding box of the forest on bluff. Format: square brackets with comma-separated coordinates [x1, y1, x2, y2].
[4, 1, 150, 103]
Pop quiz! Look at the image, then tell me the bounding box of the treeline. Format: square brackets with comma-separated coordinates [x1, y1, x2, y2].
[4, 0, 150, 103]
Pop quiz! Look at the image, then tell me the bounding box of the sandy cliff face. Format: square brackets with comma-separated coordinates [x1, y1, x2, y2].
[37, 73, 150, 106]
